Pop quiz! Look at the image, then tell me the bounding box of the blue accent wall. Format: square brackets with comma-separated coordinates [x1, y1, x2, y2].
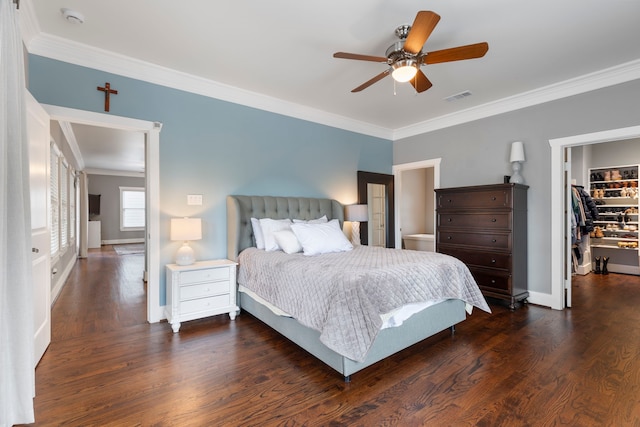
[29, 55, 392, 305]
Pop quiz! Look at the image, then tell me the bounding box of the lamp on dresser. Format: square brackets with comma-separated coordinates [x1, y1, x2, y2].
[170, 217, 202, 265]
[509, 141, 526, 184]
[345, 204, 368, 246]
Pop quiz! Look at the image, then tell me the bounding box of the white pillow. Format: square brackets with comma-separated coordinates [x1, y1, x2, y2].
[290, 219, 353, 256]
[272, 229, 303, 254]
[292, 215, 328, 224]
[259, 218, 293, 251]
[250, 218, 265, 249]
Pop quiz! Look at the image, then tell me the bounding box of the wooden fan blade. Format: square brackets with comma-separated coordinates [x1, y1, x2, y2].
[425, 42, 489, 64]
[410, 70, 433, 93]
[333, 52, 388, 63]
[351, 69, 391, 92]
[403, 11, 441, 55]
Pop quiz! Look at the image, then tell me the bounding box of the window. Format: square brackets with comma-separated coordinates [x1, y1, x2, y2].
[120, 187, 145, 231]
[50, 144, 60, 257]
[60, 160, 69, 250]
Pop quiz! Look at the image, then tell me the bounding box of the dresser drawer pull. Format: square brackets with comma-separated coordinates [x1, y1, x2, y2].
[491, 279, 496, 284]
[447, 236, 452, 240]
[491, 259, 496, 263]
[448, 218, 453, 222]
[492, 239, 497, 243]
[491, 196, 497, 201]
[491, 218, 497, 222]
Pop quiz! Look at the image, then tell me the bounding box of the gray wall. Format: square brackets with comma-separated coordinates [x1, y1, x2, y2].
[395, 79, 640, 297]
[88, 174, 146, 243]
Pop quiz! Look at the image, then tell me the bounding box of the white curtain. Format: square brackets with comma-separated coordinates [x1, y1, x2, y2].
[79, 171, 88, 258]
[0, 0, 36, 425]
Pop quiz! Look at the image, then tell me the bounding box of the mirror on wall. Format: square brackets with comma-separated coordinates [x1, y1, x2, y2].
[357, 171, 395, 248]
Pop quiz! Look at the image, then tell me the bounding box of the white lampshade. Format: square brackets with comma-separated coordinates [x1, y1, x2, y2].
[171, 218, 202, 241]
[170, 218, 202, 265]
[510, 141, 525, 163]
[345, 204, 368, 222]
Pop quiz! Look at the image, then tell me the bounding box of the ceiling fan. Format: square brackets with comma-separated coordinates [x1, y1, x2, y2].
[333, 10, 489, 93]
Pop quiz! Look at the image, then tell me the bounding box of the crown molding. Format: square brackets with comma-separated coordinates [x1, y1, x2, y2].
[393, 59, 640, 141]
[18, 0, 39, 47]
[85, 168, 145, 178]
[26, 30, 640, 142]
[27, 33, 394, 141]
[57, 121, 85, 170]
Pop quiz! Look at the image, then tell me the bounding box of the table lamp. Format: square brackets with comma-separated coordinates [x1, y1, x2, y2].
[170, 217, 202, 265]
[345, 204, 368, 246]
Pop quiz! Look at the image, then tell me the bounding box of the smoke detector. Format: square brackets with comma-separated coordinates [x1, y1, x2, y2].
[61, 8, 84, 24]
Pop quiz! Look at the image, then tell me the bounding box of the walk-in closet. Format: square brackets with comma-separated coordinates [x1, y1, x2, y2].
[571, 138, 640, 275]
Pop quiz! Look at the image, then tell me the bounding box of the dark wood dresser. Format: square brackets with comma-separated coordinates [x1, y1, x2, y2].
[435, 183, 528, 309]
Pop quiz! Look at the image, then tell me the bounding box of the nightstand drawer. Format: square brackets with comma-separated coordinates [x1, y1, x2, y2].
[180, 267, 229, 285]
[180, 281, 230, 301]
[181, 294, 231, 315]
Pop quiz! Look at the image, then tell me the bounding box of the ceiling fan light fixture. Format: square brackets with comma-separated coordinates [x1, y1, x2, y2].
[391, 59, 418, 82]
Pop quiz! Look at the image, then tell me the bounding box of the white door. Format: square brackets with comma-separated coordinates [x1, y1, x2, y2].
[564, 147, 572, 308]
[367, 183, 386, 247]
[27, 91, 51, 365]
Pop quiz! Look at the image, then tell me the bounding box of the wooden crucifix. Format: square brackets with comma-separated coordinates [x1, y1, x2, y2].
[97, 82, 118, 112]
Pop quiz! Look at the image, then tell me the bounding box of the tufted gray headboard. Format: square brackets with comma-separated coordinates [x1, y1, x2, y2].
[226, 195, 344, 261]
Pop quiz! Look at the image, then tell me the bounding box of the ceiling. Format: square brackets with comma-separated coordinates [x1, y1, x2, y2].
[25, 0, 640, 172]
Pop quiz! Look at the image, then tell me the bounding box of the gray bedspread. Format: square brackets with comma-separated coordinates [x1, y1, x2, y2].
[237, 246, 490, 362]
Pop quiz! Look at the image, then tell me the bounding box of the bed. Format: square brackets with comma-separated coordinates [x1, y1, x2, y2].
[226, 195, 489, 380]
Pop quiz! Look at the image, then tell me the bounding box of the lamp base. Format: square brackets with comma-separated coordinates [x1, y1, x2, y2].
[351, 222, 361, 246]
[509, 161, 525, 184]
[175, 243, 195, 266]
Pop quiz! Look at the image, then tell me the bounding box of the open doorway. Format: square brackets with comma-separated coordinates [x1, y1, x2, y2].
[42, 104, 163, 323]
[550, 125, 640, 310]
[393, 158, 441, 251]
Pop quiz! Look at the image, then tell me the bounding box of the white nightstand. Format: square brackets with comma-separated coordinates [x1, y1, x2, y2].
[165, 259, 239, 333]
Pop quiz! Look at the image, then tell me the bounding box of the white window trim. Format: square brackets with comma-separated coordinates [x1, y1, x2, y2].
[50, 141, 60, 262]
[120, 186, 145, 231]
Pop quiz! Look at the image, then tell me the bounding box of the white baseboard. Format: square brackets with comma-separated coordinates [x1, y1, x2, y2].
[102, 238, 145, 245]
[526, 290, 555, 309]
[51, 256, 77, 304]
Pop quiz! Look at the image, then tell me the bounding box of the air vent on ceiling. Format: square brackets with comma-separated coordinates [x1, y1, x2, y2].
[444, 90, 472, 102]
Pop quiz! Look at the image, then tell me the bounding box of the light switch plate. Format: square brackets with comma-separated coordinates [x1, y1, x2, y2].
[187, 194, 203, 206]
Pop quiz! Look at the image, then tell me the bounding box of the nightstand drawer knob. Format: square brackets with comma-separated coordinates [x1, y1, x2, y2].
[491, 259, 496, 263]
[447, 236, 452, 240]
[491, 279, 496, 284]
[448, 218, 452, 222]
[491, 218, 497, 222]
[492, 239, 497, 243]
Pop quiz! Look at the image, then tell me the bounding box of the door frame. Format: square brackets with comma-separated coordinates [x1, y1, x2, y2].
[392, 158, 441, 249]
[549, 125, 640, 310]
[42, 104, 163, 323]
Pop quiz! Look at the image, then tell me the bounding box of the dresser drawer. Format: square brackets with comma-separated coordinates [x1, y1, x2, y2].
[180, 294, 231, 315]
[437, 188, 512, 210]
[438, 212, 511, 230]
[179, 267, 229, 285]
[438, 247, 511, 271]
[437, 230, 511, 250]
[180, 281, 230, 301]
[469, 268, 511, 293]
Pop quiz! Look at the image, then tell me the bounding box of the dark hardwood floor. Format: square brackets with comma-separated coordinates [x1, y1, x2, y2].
[24, 247, 640, 426]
